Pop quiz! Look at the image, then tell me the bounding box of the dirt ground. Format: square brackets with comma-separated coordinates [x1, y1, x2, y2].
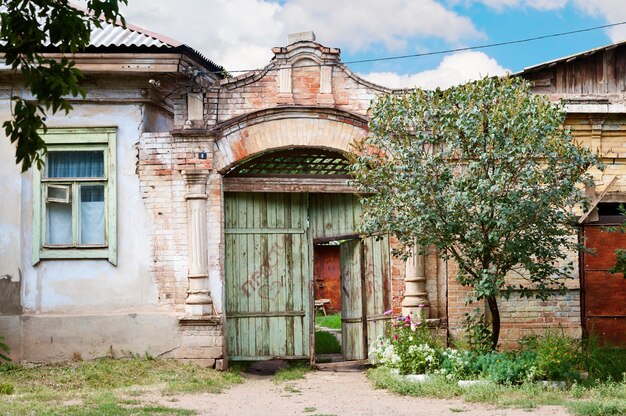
[149, 368, 570, 416]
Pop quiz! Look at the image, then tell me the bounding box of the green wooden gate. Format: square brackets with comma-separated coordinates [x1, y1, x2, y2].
[340, 239, 366, 360]
[225, 192, 311, 360]
[339, 236, 391, 361]
[225, 192, 391, 361]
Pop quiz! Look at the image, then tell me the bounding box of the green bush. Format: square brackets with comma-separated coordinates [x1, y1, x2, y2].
[0, 336, 10, 363]
[474, 351, 537, 384]
[370, 322, 623, 385]
[436, 348, 478, 381]
[520, 331, 580, 381]
[370, 314, 442, 375]
[462, 309, 492, 354]
[0, 383, 14, 395]
[578, 337, 626, 382]
[314, 331, 341, 354]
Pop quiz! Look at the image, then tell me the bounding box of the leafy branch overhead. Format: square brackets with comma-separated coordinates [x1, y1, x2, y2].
[0, 0, 126, 172]
[350, 76, 600, 349]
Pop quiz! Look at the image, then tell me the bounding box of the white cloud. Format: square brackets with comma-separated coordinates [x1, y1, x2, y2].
[572, 1, 626, 42]
[358, 51, 509, 90]
[119, 0, 284, 71]
[113, 0, 483, 71]
[279, 0, 483, 50]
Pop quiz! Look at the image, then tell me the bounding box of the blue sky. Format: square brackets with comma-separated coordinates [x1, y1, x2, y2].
[350, 2, 608, 74]
[118, 0, 625, 89]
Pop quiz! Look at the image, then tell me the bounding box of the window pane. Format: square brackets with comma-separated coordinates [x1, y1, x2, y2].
[47, 185, 70, 202]
[79, 185, 105, 245]
[46, 202, 72, 245]
[47, 151, 104, 178]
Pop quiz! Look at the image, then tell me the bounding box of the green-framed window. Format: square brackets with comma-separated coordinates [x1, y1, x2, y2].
[32, 128, 117, 265]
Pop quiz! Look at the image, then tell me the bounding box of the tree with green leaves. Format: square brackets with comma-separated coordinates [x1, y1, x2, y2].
[350, 76, 599, 349]
[1, 0, 126, 172]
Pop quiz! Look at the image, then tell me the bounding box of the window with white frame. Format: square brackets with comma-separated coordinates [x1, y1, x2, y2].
[32, 128, 117, 265]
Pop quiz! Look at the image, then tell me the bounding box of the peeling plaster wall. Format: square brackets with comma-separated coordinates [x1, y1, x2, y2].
[0, 118, 22, 315]
[4, 103, 160, 313]
[0, 98, 183, 363]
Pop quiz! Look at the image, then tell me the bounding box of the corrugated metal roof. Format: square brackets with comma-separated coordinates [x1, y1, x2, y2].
[87, 17, 185, 49]
[89, 23, 172, 48]
[73, 6, 223, 73]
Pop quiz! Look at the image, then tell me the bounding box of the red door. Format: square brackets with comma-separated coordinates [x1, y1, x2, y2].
[582, 225, 626, 345]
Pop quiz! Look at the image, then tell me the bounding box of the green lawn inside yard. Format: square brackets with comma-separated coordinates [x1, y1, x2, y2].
[315, 313, 341, 330]
[0, 358, 242, 415]
[314, 331, 341, 354]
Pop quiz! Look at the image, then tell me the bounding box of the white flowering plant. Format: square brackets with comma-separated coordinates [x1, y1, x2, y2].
[370, 311, 443, 375]
[434, 348, 477, 381]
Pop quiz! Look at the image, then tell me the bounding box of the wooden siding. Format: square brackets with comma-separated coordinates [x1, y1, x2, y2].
[525, 44, 626, 95]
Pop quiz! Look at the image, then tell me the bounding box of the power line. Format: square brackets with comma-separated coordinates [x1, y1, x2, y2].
[211, 20, 626, 75]
[342, 20, 626, 65]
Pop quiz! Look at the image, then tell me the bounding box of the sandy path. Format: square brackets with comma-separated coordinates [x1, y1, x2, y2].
[150, 369, 569, 416]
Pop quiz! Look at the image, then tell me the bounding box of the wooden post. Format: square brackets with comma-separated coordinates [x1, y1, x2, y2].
[183, 170, 213, 317]
[402, 245, 430, 320]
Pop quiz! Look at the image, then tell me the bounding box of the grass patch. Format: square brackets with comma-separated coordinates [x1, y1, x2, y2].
[569, 400, 626, 416]
[272, 362, 310, 382]
[367, 367, 626, 416]
[315, 331, 341, 354]
[315, 313, 341, 330]
[0, 358, 242, 415]
[580, 341, 626, 382]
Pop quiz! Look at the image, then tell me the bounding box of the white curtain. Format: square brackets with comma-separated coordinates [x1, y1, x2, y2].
[80, 185, 104, 244]
[47, 151, 104, 178]
[45, 151, 106, 245]
[46, 202, 72, 244]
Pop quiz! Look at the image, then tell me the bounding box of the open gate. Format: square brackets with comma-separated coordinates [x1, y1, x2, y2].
[339, 236, 391, 360]
[224, 192, 391, 361]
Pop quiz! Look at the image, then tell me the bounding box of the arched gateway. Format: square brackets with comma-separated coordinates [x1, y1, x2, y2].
[200, 36, 398, 361]
[215, 113, 391, 363]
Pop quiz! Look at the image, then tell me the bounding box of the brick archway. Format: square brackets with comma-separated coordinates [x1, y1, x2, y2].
[213, 107, 369, 173]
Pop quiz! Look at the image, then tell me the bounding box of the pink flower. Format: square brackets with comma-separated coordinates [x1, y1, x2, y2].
[393, 334, 398, 341]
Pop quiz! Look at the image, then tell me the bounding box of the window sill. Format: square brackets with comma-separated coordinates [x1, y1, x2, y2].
[35, 247, 116, 266]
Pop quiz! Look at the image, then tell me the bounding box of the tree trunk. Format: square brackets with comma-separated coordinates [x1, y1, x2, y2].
[487, 295, 500, 350]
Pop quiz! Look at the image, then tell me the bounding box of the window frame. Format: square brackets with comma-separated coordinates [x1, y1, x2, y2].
[32, 127, 117, 265]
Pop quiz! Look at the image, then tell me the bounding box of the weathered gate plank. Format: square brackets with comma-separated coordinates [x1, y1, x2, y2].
[364, 236, 392, 349]
[225, 192, 310, 360]
[309, 193, 361, 240]
[341, 239, 366, 360]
